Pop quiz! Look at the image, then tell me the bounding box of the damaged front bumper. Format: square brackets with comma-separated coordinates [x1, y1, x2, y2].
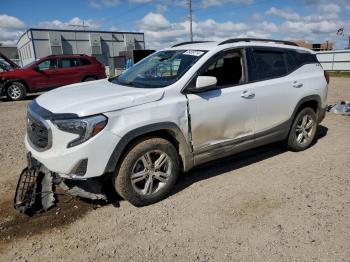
[14, 153, 108, 215]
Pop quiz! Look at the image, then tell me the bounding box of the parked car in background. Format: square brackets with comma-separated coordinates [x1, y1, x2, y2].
[0, 54, 106, 101]
[0, 51, 20, 72]
[0, 61, 12, 72]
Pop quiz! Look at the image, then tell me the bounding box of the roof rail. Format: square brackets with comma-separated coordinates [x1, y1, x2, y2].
[172, 41, 213, 47]
[47, 54, 88, 57]
[218, 38, 298, 47]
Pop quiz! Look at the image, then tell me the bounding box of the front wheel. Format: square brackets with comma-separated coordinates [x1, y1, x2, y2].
[114, 137, 179, 206]
[6, 82, 26, 101]
[287, 107, 317, 151]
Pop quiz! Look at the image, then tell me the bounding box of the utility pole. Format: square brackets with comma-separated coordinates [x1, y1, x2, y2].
[188, 0, 193, 42]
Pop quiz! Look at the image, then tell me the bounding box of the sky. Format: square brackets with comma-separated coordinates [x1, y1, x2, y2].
[0, 0, 350, 50]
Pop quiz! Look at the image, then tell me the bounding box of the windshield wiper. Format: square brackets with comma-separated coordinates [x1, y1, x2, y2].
[111, 78, 135, 87]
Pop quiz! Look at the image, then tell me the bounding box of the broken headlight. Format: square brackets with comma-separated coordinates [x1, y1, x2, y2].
[53, 115, 107, 148]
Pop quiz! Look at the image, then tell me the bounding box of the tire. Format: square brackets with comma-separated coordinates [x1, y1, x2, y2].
[287, 107, 317, 152]
[114, 137, 179, 207]
[83, 77, 97, 82]
[6, 82, 26, 101]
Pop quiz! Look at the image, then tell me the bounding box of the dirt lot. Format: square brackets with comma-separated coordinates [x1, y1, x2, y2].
[0, 79, 349, 261]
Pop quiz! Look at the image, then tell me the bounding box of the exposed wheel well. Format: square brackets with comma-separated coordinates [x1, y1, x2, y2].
[118, 130, 185, 173]
[296, 100, 319, 115]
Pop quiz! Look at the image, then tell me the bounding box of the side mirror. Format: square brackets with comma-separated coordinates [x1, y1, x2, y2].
[33, 66, 40, 71]
[194, 76, 217, 91]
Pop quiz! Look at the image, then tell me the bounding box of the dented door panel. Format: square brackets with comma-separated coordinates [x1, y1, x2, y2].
[187, 84, 256, 152]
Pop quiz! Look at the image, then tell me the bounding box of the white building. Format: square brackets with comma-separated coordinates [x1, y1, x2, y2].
[316, 50, 350, 71]
[17, 28, 145, 69]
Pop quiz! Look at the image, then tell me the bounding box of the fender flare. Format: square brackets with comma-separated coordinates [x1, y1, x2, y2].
[104, 122, 194, 174]
[288, 95, 322, 129]
[293, 95, 321, 116]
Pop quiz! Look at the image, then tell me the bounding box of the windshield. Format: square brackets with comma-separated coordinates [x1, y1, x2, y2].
[113, 50, 206, 88]
[22, 60, 37, 68]
[0, 61, 11, 72]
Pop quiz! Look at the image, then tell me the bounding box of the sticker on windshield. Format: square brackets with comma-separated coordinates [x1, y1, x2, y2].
[183, 50, 204, 56]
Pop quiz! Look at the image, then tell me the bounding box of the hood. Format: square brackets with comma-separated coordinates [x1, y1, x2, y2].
[0, 52, 20, 69]
[36, 79, 165, 116]
[1, 67, 26, 76]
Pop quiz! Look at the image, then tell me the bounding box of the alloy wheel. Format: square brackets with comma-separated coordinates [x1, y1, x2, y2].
[7, 84, 22, 100]
[295, 114, 315, 144]
[131, 150, 172, 196]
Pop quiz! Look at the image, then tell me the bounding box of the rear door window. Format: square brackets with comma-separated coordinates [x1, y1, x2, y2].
[250, 49, 287, 81]
[60, 58, 80, 68]
[286, 51, 299, 72]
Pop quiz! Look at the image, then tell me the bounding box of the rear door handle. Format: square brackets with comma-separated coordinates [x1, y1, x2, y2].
[293, 81, 303, 88]
[241, 90, 255, 98]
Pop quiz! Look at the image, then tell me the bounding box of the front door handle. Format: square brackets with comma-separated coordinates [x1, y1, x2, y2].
[241, 90, 255, 98]
[293, 81, 303, 88]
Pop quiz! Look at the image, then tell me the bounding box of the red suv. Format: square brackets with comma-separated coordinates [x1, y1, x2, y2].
[0, 54, 106, 101]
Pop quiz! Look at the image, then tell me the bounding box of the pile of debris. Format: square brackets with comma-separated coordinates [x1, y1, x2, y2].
[327, 101, 350, 115]
[14, 156, 107, 216]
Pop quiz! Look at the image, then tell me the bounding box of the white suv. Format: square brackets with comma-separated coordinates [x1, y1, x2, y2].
[25, 38, 328, 206]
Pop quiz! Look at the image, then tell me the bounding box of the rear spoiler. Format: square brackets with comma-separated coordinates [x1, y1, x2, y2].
[0, 51, 20, 69]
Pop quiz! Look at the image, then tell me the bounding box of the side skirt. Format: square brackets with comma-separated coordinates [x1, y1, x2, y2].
[193, 120, 290, 166]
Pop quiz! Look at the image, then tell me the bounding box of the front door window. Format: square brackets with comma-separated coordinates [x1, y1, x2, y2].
[37, 59, 57, 70]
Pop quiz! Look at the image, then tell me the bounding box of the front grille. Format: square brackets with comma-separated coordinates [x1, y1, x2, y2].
[27, 112, 50, 150]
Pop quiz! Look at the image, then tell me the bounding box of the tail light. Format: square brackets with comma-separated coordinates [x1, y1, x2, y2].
[324, 71, 330, 85]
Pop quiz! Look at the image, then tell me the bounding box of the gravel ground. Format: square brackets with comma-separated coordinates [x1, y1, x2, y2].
[0, 79, 349, 261]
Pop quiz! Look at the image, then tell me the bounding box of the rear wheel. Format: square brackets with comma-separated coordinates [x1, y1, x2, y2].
[287, 107, 317, 151]
[6, 82, 26, 101]
[114, 137, 179, 206]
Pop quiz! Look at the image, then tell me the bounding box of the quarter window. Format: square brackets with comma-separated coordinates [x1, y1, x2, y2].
[251, 50, 287, 81]
[286, 50, 318, 73]
[80, 59, 91, 66]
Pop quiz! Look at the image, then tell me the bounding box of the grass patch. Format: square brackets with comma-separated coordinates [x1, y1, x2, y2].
[328, 71, 350, 78]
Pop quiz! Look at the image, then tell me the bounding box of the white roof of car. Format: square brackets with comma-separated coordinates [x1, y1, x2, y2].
[169, 40, 315, 54]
